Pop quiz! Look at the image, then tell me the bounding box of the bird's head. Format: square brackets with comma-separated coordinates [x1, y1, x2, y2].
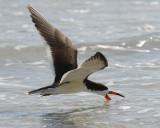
[84, 79, 124, 100]
[105, 90, 125, 100]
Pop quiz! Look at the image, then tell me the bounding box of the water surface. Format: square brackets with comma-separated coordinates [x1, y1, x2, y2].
[0, 0, 160, 128]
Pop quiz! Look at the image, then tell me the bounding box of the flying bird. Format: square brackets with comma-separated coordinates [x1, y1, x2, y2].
[27, 5, 124, 100]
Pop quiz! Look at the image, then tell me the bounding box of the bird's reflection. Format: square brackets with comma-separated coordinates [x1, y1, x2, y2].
[41, 102, 110, 128]
[40, 98, 124, 128]
[41, 112, 75, 127]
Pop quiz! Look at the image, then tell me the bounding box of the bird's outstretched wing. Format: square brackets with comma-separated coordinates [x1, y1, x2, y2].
[78, 52, 108, 72]
[27, 5, 78, 83]
[60, 52, 108, 84]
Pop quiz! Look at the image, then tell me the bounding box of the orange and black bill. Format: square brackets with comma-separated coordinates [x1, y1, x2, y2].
[105, 91, 125, 100]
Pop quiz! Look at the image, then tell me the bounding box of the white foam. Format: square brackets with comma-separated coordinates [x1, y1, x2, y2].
[124, 118, 132, 122]
[136, 40, 146, 47]
[131, 49, 150, 53]
[0, 82, 29, 88]
[96, 110, 107, 114]
[143, 24, 154, 31]
[121, 42, 126, 46]
[92, 45, 150, 53]
[13, 11, 24, 16]
[115, 63, 132, 68]
[136, 62, 155, 68]
[68, 9, 90, 14]
[60, 18, 75, 22]
[107, 81, 114, 86]
[14, 45, 30, 51]
[37, 66, 45, 68]
[153, 48, 160, 51]
[22, 24, 30, 29]
[150, 1, 159, 5]
[95, 122, 109, 125]
[119, 106, 131, 110]
[153, 114, 160, 118]
[97, 45, 125, 50]
[27, 61, 44, 65]
[137, 108, 152, 113]
[5, 63, 15, 66]
[78, 46, 87, 52]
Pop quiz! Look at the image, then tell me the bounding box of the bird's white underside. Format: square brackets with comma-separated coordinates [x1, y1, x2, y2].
[40, 81, 109, 97]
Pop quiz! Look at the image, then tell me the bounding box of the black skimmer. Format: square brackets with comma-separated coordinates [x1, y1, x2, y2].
[27, 5, 124, 100]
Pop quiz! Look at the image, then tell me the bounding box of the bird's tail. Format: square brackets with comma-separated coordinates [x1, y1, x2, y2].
[28, 85, 54, 95]
[28, 89, 42, 95]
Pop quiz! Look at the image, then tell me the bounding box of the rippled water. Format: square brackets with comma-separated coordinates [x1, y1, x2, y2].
[0, 0, 160, 128]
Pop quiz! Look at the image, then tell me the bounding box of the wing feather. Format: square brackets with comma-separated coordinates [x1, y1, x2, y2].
[59, 52, 108, 84]
[78, 52, 108, 74]
[28, 5, 78, 83]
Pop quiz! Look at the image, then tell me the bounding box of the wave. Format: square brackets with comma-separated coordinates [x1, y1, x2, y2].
[0, 33, 159, 59]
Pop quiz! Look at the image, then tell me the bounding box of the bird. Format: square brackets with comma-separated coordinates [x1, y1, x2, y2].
[27, 5, 124, 101]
